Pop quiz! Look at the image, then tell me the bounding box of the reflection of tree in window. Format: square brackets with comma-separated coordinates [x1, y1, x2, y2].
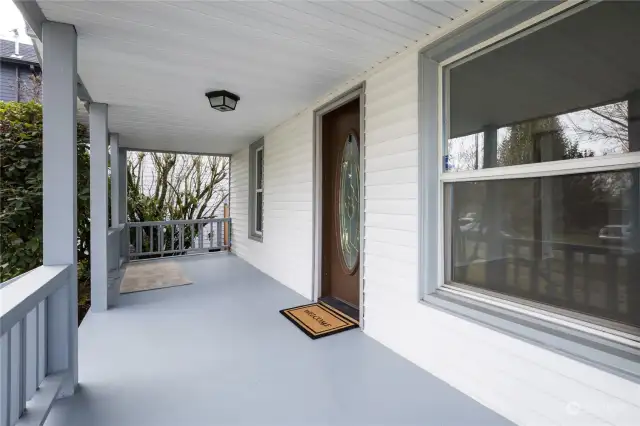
[443, 0, 640, 328]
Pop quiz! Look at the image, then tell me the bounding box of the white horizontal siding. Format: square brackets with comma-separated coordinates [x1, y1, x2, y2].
[230, 4, 640, 425]
[363, 49, 640, 426]
[229, 149, 249, 260]
[0, 62, 18, 101]
[231, 111, 314, 299]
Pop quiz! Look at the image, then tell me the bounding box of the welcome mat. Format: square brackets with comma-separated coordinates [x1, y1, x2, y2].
[280, 302, 359, 340]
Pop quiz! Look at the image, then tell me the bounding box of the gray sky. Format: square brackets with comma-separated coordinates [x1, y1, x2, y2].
[0, 0, 31, 43]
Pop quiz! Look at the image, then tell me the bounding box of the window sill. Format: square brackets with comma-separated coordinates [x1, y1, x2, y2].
[248, 234, 263, 243]
[421, 289, 640, 384]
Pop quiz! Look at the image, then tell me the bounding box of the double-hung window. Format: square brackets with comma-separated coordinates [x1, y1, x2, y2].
[249, 139, 264, 241]
[438, 0, 640, 342]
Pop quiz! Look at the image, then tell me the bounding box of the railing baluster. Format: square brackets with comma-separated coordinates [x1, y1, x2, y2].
[136, 226, 142, 256]
[606, 253, 618, 313]
[149, 225, 154, 254]
[9, 324, 21, 423]
[199, 223, 204, 250]
[37, 300, 46, 385]
[25, 309, 37, 402]
[564, 246, 575, 305]
[584, 253, 590, 303]
[171, 225, 175, 252]
[190, 224, 195, 250]
[513, 242, 520, 287]
[158, 225, 164, 256]
[179, 224, 185, 252]
[128, 225, 133, 258]
[216, 221, 222, 248]
[1, 332, 9, 426]
[19, 318, 27, 417]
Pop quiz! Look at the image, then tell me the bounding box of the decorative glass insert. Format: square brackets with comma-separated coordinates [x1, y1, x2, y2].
[338, 132, 360, 273]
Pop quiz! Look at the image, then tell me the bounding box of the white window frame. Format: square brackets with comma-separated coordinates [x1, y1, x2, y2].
[254, 145, 264, 237]
[248, 138, 264, 242]
[422, 0, 640, 350]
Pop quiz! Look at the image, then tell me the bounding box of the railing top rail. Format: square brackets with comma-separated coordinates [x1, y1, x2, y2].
[0, 269, 35, 290]
[128, 218, 231, 227]
[504, 236, 631, 255]
[0, 264, 70, 335]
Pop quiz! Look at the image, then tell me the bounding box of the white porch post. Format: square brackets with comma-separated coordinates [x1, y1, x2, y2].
[90, 103, 109, 312]
[41, 21, 78, 396]
[110, 133, 120, 228]
[483, 126, 502, 280]
[118, 148, 127, 224]
[118, 148, 129, 260]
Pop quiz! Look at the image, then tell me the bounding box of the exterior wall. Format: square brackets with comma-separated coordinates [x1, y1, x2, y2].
[362, 55, 640, 426]
[230, 112, 314, 299]
[0, 61, 40, 102]
[230, 13, 640, 426]
[0, 61, 18, 101]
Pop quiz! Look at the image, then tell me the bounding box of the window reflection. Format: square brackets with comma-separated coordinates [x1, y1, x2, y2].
[443, 1, 640, 329]
[448, 170, 640, 328]
[446, 101, 635, 172]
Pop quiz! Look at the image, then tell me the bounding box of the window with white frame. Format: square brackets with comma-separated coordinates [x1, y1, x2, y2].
[440, 1, 640, 334]
[249, 139, 264, 241]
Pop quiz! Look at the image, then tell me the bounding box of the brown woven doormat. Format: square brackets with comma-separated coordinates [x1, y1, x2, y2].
[280, 302, 358, 340]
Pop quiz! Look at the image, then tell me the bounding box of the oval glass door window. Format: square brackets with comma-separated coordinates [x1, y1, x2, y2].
[338, 132, 360, 273]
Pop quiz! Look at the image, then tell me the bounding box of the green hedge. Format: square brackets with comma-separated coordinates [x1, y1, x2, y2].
[0, 101, 91, 313]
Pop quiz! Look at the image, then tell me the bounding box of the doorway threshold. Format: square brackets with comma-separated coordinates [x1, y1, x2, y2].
[319, 296, 359, 323]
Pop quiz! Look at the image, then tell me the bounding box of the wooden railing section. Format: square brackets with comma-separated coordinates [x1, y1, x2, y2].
[455, 235, 639, 326]
[127, 218, 231, 260]
[0, 265, 74, 426]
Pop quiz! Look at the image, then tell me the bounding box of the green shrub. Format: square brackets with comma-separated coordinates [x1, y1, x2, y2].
[0, 101, 91, 316]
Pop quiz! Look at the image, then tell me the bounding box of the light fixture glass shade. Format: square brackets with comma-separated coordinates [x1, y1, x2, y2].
[208, 96, 224, 108]
[205, 90, 240, 112]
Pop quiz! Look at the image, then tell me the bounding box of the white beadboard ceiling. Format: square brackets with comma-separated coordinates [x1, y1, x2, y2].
[37, 0, 483, 154]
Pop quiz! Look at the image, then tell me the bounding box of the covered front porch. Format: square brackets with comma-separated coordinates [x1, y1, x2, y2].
[45, 254, 509, 426]
[0, 1, 523, 425]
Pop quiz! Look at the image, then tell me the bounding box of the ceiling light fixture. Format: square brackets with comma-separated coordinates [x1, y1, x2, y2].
[205, 90, 240, 112]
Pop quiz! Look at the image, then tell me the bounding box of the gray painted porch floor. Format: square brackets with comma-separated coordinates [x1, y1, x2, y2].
[45, 254, 512, 426]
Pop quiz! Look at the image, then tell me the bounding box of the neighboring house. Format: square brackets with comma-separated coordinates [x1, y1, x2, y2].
[4, 2, 640, 426]
[0, 38, 40, 102]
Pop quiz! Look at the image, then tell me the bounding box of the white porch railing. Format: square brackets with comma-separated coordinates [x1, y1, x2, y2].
[0, 265, 74, 426]
[106, 226, 126, 307]
[127, 218, 231, 259]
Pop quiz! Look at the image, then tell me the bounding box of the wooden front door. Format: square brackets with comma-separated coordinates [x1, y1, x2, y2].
[321, 98, 360, 308]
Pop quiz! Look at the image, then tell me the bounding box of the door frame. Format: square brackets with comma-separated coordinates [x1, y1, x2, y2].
[312, 83, 365, 327]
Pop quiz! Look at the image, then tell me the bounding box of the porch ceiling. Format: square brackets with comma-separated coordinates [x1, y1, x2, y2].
[36, 0, 483, 154]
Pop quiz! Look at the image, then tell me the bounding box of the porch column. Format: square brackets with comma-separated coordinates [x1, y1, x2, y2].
[118, 148, 129, 260]
[110, 133, 120, 228]
[118, 148, 127, 225]
[90, 103, 109, 312]
[482, 126, 504, 286]
[41, 21, 78, 396]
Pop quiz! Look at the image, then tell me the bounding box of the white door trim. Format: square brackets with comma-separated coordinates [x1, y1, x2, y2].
[312, 83, 366, 328]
